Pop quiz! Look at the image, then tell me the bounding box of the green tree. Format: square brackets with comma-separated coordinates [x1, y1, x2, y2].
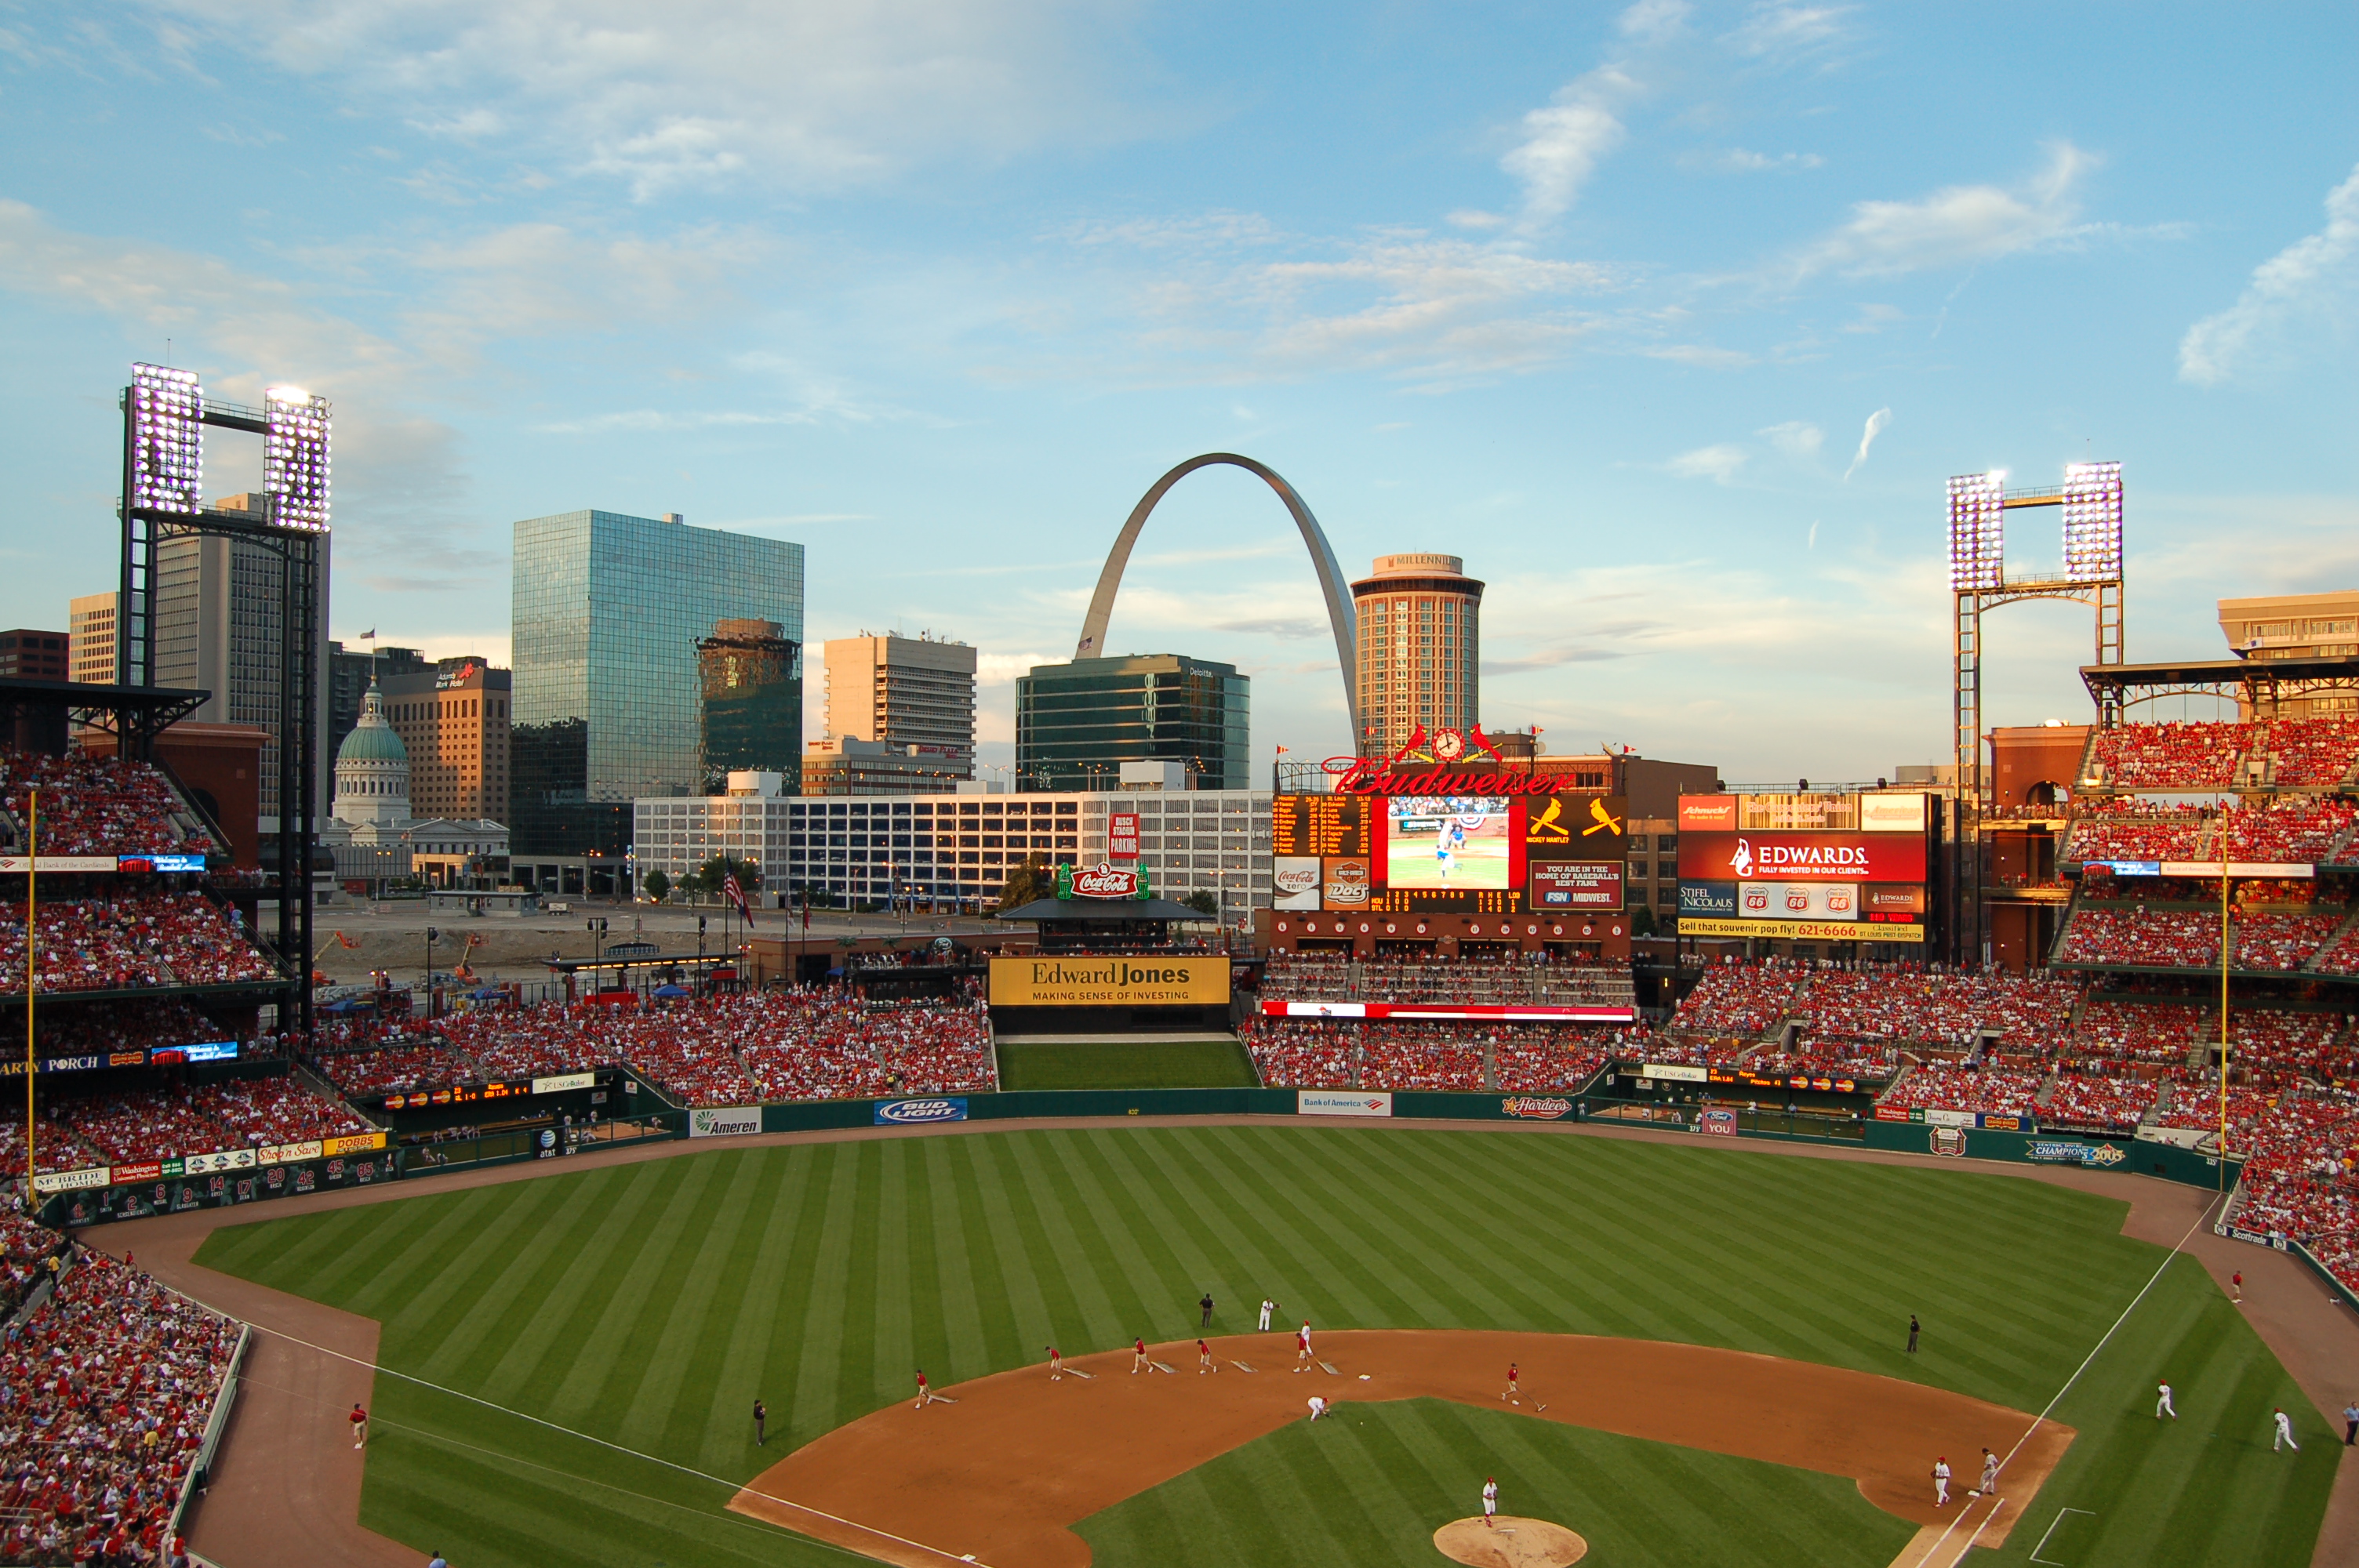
[996, 854, 1056, 912]
[1631, 905, 1657, 938]
[685, 854, 761, 902]
[642, 868, 671, 902]
[1183, 889, 1220, 918]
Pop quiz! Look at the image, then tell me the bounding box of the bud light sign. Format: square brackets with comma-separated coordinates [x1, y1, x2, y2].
[875, 1098, 969, 1126]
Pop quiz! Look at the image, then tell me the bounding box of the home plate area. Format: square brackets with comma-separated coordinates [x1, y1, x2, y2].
[729, 1329, 2070, 1568]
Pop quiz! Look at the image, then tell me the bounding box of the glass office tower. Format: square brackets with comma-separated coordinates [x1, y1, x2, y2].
[512, 511, 803, 855]
[1014, 653, 1249, 793]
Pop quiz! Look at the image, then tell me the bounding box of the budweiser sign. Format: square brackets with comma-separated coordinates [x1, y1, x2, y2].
[1063, 862, 1143, 899]
[1322, 724, 1598, 797]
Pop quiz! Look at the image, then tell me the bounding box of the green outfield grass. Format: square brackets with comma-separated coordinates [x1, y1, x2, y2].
[1079, 1398, 1917, 1568]
[194, 1127, 2337, 1568]
[994, 1036, 1261, 1090]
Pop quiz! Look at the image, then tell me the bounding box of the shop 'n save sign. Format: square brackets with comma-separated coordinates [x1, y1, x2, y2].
[1677, 832, 1925, 884]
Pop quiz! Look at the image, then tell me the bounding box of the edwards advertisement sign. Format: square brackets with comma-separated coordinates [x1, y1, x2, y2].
[989, 956, 1231, 1007]
[1677, 832, 1927, 884]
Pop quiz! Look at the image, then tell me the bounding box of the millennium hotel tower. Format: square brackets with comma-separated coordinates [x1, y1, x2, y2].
[1350, 553, 1485, 758]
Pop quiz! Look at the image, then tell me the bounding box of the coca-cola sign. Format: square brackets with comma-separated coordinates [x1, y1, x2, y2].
[1064, 862, 1142, 899]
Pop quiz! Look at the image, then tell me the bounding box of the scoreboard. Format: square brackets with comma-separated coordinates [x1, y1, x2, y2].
[1270, 795, 1372, 858]
[1270, 792, 1626, 914]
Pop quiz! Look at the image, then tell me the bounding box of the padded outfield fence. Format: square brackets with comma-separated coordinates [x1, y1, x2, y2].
[41, 1082, 2241, 1229]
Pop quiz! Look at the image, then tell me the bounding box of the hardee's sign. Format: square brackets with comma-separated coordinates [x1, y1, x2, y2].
[1325, 725, 1594, 797]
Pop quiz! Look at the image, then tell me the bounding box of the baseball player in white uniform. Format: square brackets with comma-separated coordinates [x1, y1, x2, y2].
[1979, 1448, 1999, 1497]
[2157, 1381, 2177, 1420]
[2275, 1407, 2300, 1451]
[1481, 1478, 1498, 1527]
[1932, 1457, 1951, 1507]
[1307, 1396, 1329, 1421]
[1259, 1298, 1275, 1331]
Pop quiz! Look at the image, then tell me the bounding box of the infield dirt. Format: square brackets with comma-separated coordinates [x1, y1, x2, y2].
[730, 1328, 2071, 1568]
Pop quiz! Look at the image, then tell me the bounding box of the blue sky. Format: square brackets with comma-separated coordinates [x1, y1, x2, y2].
[2, 1, 2354, 782]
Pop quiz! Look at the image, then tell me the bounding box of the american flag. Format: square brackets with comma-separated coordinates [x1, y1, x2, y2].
[722, 870, 754, 925]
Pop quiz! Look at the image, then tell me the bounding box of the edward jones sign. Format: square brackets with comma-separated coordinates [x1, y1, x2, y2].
[1677, 832, 1926, 884]
[990, 956, 1231, 1007]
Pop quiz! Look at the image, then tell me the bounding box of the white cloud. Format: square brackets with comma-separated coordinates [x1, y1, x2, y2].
[1445, 209, 1507, 231]
[1789, 141, 2095, 279]
[1500, 70, 1633, 227]
[1842, 406, 1890, 479]
[133, 0, 1147, 198]
[1617, 0, 1692, 43]
[1667, 444, 1747, 483]
[1699, 147, 1824, 173]
[976, 652, 1056, 687]
[1759, 419, 1822, 458]
[1639, 343, 1754, 368]
[1725, 4, 1852, 62]
[1840, 303, 1904, 334]
[2179, 162, 2359, 387]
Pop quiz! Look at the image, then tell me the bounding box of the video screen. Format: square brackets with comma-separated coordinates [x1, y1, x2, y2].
[1385, 797, 1514, 891]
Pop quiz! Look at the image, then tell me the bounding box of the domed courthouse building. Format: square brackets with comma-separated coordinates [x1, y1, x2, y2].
[320, 682, 509, 887]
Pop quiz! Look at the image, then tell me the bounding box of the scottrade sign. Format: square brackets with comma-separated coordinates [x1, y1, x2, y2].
[1677, 832, 1926, 884]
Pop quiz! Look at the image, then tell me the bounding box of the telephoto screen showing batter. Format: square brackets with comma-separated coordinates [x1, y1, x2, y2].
[1385, 797, 1514, 890]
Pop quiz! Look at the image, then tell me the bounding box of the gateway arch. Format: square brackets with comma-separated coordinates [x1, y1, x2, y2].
[1073, 452, 1361, 746]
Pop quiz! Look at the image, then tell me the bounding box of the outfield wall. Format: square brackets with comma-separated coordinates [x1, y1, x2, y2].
[40, 1083, 2239, 1229]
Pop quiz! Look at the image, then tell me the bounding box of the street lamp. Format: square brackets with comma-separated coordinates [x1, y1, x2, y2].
[423, 926, 439, 1018]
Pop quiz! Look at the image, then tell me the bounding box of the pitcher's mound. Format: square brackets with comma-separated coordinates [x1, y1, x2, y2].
[1433, 1515, 1588, 1566]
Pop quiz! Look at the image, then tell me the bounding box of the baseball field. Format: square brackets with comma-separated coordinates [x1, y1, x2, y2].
[192, 1124, 2335, 1567]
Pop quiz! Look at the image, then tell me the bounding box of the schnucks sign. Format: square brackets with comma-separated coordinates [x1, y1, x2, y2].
[1677, 832, 1926, 884]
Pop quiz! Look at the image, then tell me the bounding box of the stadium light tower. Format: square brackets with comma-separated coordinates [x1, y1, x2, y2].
[118, 361, 331, 1039]
[1946, 460, 2125, 964]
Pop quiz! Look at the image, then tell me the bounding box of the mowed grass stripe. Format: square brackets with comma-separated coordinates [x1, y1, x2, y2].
[958, 1133, 1064, 1363]
[391, 1174, 611, 1384]
[471, 1163, 677, 1408]
[695, 1146, 807, 1472]
[540, 1155, 722, 1427]
[919, 1138, 989, 1374]
[615, 1148, 772, 1454]
[784, 1145, 867, 1439]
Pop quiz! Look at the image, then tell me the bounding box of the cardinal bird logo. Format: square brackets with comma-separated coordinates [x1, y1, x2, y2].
[1528, 798, 1569, 841]
[1581, 798, 1625, 837]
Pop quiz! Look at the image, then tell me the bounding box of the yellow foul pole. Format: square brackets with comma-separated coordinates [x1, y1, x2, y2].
[22, 788, 33, 1206]
[2219, 804, 2231, 1192]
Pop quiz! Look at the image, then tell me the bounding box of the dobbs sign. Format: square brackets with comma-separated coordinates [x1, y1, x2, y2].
[990, 956, 1230, 1007]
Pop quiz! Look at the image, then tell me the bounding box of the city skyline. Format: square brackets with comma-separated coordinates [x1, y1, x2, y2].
[0, 4, 2353, 782]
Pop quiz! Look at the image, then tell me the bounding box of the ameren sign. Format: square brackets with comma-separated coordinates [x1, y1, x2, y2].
[990, 956, 1230, 1007]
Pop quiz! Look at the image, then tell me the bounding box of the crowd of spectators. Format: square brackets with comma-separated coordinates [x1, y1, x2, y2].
[426, 991, 996, 1106]
[2040, 1071, 2162, 1134]
[12, 1077, 370, 1169]
[2223, 798, 2358, 862]
[1880, 1062, 2043, 1116]
[2152, 1081, 2281, 1136]
[1237, 1018, 1615, 1092]
[2059, 908, 2221, 969]
[0, 1210, 66, 1320]
[2086, 720, 2252, 791]
[2065, 1000, 2204, 1066]
[2215, 1009, 2350, 1083]
[0, 1116, 107, 1181]
[183, 1078, 369, 1148]
[0, 894, 273, 995]
[1237, 1018, 1357, 1088]
[32, 1000, 239, 1060]
[2223, 1088, 2359, 1245]
[1259, 951, 1635, 1007]
[1790, 967, 2083, 1056]
[1747, 1044, 1900, 1081]
[2063, 797, 2357, 866]
[736, 994, 993, 1102]
[2263, 718, 2359, 787]
[2234, 913, 2343, 971]
[0, 750, 213, 858]
[1663, 960, 1800, 1040]
[314, 1036, 483, 1098]
[0, 1243, 235, 1567]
